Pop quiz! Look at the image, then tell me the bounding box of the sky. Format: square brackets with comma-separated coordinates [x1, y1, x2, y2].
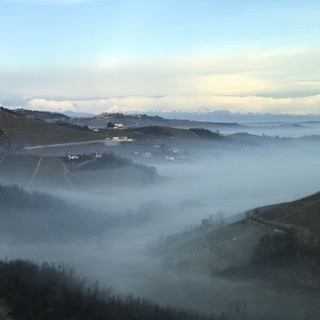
[0, 0, 320, 114]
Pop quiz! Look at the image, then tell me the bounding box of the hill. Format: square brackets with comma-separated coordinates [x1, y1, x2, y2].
[250, 192, 320, 240]
[0, 184, 106, 242]
[157, 192, 320, 275]
[146, 193, 320, 319]
[0, 108, 232, 153]
[0, 153, 158, 191]
[14, 108, 70, 121]
[0, 184, 160, 243]
[0, 107, 105, 147]
[0, 259, 226, 320]
[68, 112, 243, 131]
[0, 129, 14, 152]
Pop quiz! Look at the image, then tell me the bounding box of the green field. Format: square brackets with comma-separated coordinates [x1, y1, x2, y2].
[150, 195, 320, 320]
[253, 192, 320, 239]
[0, 154, 155, 191]
[0, 155, 40, 186]
[0, 108, 106, 147]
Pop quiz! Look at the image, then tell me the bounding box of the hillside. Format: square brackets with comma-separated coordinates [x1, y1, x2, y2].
[158, 193, 320, 274]
[14, 108, 70, 121]
[0, 153, 158, 191]
[0, 184, 161, 243]
[146, 194, 320, 320]
[0, 129, 14, 152]
[0, 259, 225, 320]
[68, 112, 243, 131]
[0, 107, 105, 147]
[251, 192, 320, 240]
[0, 184, 106, 242]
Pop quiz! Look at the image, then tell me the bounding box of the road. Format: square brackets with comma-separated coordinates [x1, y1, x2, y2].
[24, 140, 106, 150]
[27, 156, 43, 188]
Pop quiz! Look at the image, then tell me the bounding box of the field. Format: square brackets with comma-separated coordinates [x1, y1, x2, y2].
[0, 154, 156, 191]
[148, 196, 320, 320]
[253, 192, 320, 239]
[141, 218, 320, 320]
[0, 155, 40, 186]
[0, 109, 106, 147]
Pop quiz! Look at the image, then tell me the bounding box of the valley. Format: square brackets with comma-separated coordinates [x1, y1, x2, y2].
[1, 107, 320, 319]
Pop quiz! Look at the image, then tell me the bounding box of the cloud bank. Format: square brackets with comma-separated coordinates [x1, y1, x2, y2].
[27, 94, 320, 115]
[1, 48, 320, 114]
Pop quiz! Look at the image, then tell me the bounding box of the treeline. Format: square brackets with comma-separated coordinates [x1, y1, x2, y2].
[0, 184, 160, 243]
[0, 129, 14, 150]
[217, 230, 320, 289]
[252, 232, 320, 273]
[0, 184, 105, 242]
[189, 128, 224, 139]
[0, 106, 22, 117]
[147, 213, 224, 255]
[0, 259, 228, 320]
[0, 184, 60, 212]
[68, 152, 157, 178]
[56, 120, 90, 131]
[15, 109, 69, 121]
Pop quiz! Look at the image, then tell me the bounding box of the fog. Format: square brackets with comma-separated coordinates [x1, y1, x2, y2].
[1, 130, 320, 319]
[211, 122, 320, 138]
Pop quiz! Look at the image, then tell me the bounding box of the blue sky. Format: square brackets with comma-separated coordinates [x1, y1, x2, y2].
[0, 0, 320, 114]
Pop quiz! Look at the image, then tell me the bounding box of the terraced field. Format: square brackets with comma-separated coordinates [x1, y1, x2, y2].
[0, 108, 105, 146]
[0, 154, 155, 191]
[254, 192, 320, 238]
[31, 157, 71, 190]
[152, 195, 320, 320]
[0, 155, 40, 186]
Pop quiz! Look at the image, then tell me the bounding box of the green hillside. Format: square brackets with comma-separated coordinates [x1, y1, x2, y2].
[154, 193, 320, 288]
[0, 153, 158, 191]
[0, 107, 105, 147]
[252, 192, 320, 239]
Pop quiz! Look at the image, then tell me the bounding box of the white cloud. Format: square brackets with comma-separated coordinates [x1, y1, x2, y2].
[27, 94, 320, 115]
[2, 47, 320, 114]
[27, 98, 77, 112]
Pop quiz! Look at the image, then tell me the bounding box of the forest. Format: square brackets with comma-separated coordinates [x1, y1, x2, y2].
[0, 259, 229, 320]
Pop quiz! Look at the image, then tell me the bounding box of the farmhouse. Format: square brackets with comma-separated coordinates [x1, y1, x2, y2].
[112, 136, 134, 142]
[105, 138, 119, 146]
[68, 155, 79, 160]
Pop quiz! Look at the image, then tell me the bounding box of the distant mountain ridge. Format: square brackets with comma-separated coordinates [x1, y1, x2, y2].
[0, 107, 106, 147]
[14, 108, 70, 121]
[73, 111, 242, 130]
[148, 111, 320, 123]
[4, 104, 320, 123]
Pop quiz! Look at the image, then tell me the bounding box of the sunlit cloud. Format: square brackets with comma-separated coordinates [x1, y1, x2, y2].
[27, 94, 320, 115]
[1, 48, 320, 114]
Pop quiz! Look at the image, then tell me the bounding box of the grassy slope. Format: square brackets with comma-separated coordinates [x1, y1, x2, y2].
[0, 109, 105, 146]
[102, 126, 202, 140]
[160, 193, 320, 274]
[253, 192, 320, 239]
[0, 154, 157, 190]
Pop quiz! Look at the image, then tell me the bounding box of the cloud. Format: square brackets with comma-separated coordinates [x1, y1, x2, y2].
[28, 98, 77, 112]
[26, 94, 320, 115]
[1, 47, 320, 114]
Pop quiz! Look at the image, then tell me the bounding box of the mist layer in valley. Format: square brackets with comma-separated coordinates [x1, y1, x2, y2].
[1, 123, 320, 320]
